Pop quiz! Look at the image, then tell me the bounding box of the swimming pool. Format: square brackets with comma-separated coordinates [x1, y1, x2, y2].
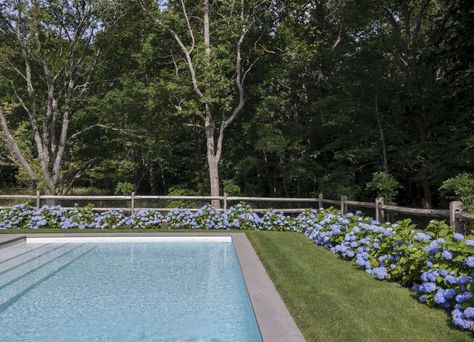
[0, 237, 262, 341]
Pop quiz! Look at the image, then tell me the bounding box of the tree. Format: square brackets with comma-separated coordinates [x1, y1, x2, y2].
[0, 0, 121, 193]
[141, 0, 261, 206]
[376, 0, 436, 207]
[0, 0, 472, 209]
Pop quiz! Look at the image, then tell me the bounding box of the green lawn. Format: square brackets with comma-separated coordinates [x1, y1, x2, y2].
[246, 231, 473, 342]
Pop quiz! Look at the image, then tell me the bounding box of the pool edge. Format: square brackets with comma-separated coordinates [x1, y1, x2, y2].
[0, 235, 26, 249]
[26, 236, 231, 243]
[232, 233, 306, 342]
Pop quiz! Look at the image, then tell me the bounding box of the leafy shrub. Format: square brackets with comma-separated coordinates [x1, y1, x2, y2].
[114, 182, 134, 195]
[117, 209, 161, 229]
[166, 186, 199, 208]
[193, 205, 227, 229]
[366, 171, 400, 203]
[440, 173, 474, 213]
[223, 179, 241, 196]
[163, 208, 194, 229]
[261, 210, 295, 231]
[301, 209, 474, 331]
[226, 203, 261, 230]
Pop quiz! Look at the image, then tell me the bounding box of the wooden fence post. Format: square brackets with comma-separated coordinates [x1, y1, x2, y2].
[223, 192, 228, 213]
[341, 195, 348, 214]
[131, 192, 135, 215]
[375, 197, 385, 223]
[318, 193, 323, 209]
[36, 191, 40, 209]
[449, 201, 464, 233]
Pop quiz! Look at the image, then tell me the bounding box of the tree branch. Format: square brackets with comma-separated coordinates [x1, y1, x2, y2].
[215, 0, 247, 161]
[331, 26, 342, 51]
[69, 124, 145, 140]
[0, 107, 38, 181]
[180, 0, 195, 53]
[169, 29, 204, 98]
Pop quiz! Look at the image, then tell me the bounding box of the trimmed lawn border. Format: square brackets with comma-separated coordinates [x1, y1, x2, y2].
[246, 231, 473, 342]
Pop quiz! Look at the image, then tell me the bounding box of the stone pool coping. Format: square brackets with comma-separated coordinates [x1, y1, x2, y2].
[0, 234, 25, 247]
[0, 232, 305, 342]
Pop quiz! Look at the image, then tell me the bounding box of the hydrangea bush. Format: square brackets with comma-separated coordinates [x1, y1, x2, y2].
[1, 203, 473, 332]
[225, 203, 262, 230]
[300, 209, 474, 332]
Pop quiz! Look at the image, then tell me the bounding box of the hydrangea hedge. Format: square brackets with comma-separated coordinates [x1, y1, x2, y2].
[0, 203, 473, 332]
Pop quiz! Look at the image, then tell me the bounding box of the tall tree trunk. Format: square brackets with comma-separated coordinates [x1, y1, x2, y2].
[203, 0, 220, 207]
[208, 154, 220, 207]
[205, 112, 220, 207]
[164, 0, 250, 208]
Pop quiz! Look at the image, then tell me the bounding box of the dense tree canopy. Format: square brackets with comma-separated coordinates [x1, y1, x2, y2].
[0, 0, 473, 208]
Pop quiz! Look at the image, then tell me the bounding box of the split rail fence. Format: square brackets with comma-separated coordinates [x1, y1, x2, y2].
[0, 192, 472, 233]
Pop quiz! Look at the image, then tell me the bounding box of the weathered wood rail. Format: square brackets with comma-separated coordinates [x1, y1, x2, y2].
[0, 192, 472, 232]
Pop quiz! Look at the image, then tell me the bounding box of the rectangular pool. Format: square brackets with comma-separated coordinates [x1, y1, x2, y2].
[0, 237, 262, 341]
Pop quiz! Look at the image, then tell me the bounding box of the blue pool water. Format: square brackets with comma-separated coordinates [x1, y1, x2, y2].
[0, 241, 262, 341]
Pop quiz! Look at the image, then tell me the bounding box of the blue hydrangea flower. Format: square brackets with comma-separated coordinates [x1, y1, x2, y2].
[456, 292, 474, 303]
[414, 232, 431, 241]
[442, 250, 453, 260]
[464, 307, 474, 319]
[466, 256, 474, 268]
[458, 276, 471, 285]
[445, 275, 457, 285]
[420, 282, 436, 293]
[452, 309, 474, 330]
[444, 288, 457, 299]
[372, 267, 387, 280]
[434, 289, 446, 304]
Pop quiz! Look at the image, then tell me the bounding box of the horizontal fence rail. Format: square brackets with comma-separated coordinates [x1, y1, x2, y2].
[227, 196, 318, 202]
[458, 212, 474, 221]
[0, 195, 36, 199]
[321, 199, 340, 205]
[379, 204, 450, 218]
[134, 195, 222, 200]
[345, 200, 376, 209]
[0, 192, 472, 232]
[41, 195, 132, 200]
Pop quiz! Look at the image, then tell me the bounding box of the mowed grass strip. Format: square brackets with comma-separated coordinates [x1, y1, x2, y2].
[246, 231, 473, 342]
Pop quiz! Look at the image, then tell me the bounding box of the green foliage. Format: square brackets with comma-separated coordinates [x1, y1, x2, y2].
[440, 173, 474, 213]
[70, 204, 96, 226]
[223, 179, 241, 196]
[1, 0, 473, 208]
[366, 172, 400, 203]
[114, 182, 134, 195]
[167, 186, 198, 208]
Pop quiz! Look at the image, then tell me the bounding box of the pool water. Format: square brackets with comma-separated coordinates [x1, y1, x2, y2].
[0, 240, 262, 341]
